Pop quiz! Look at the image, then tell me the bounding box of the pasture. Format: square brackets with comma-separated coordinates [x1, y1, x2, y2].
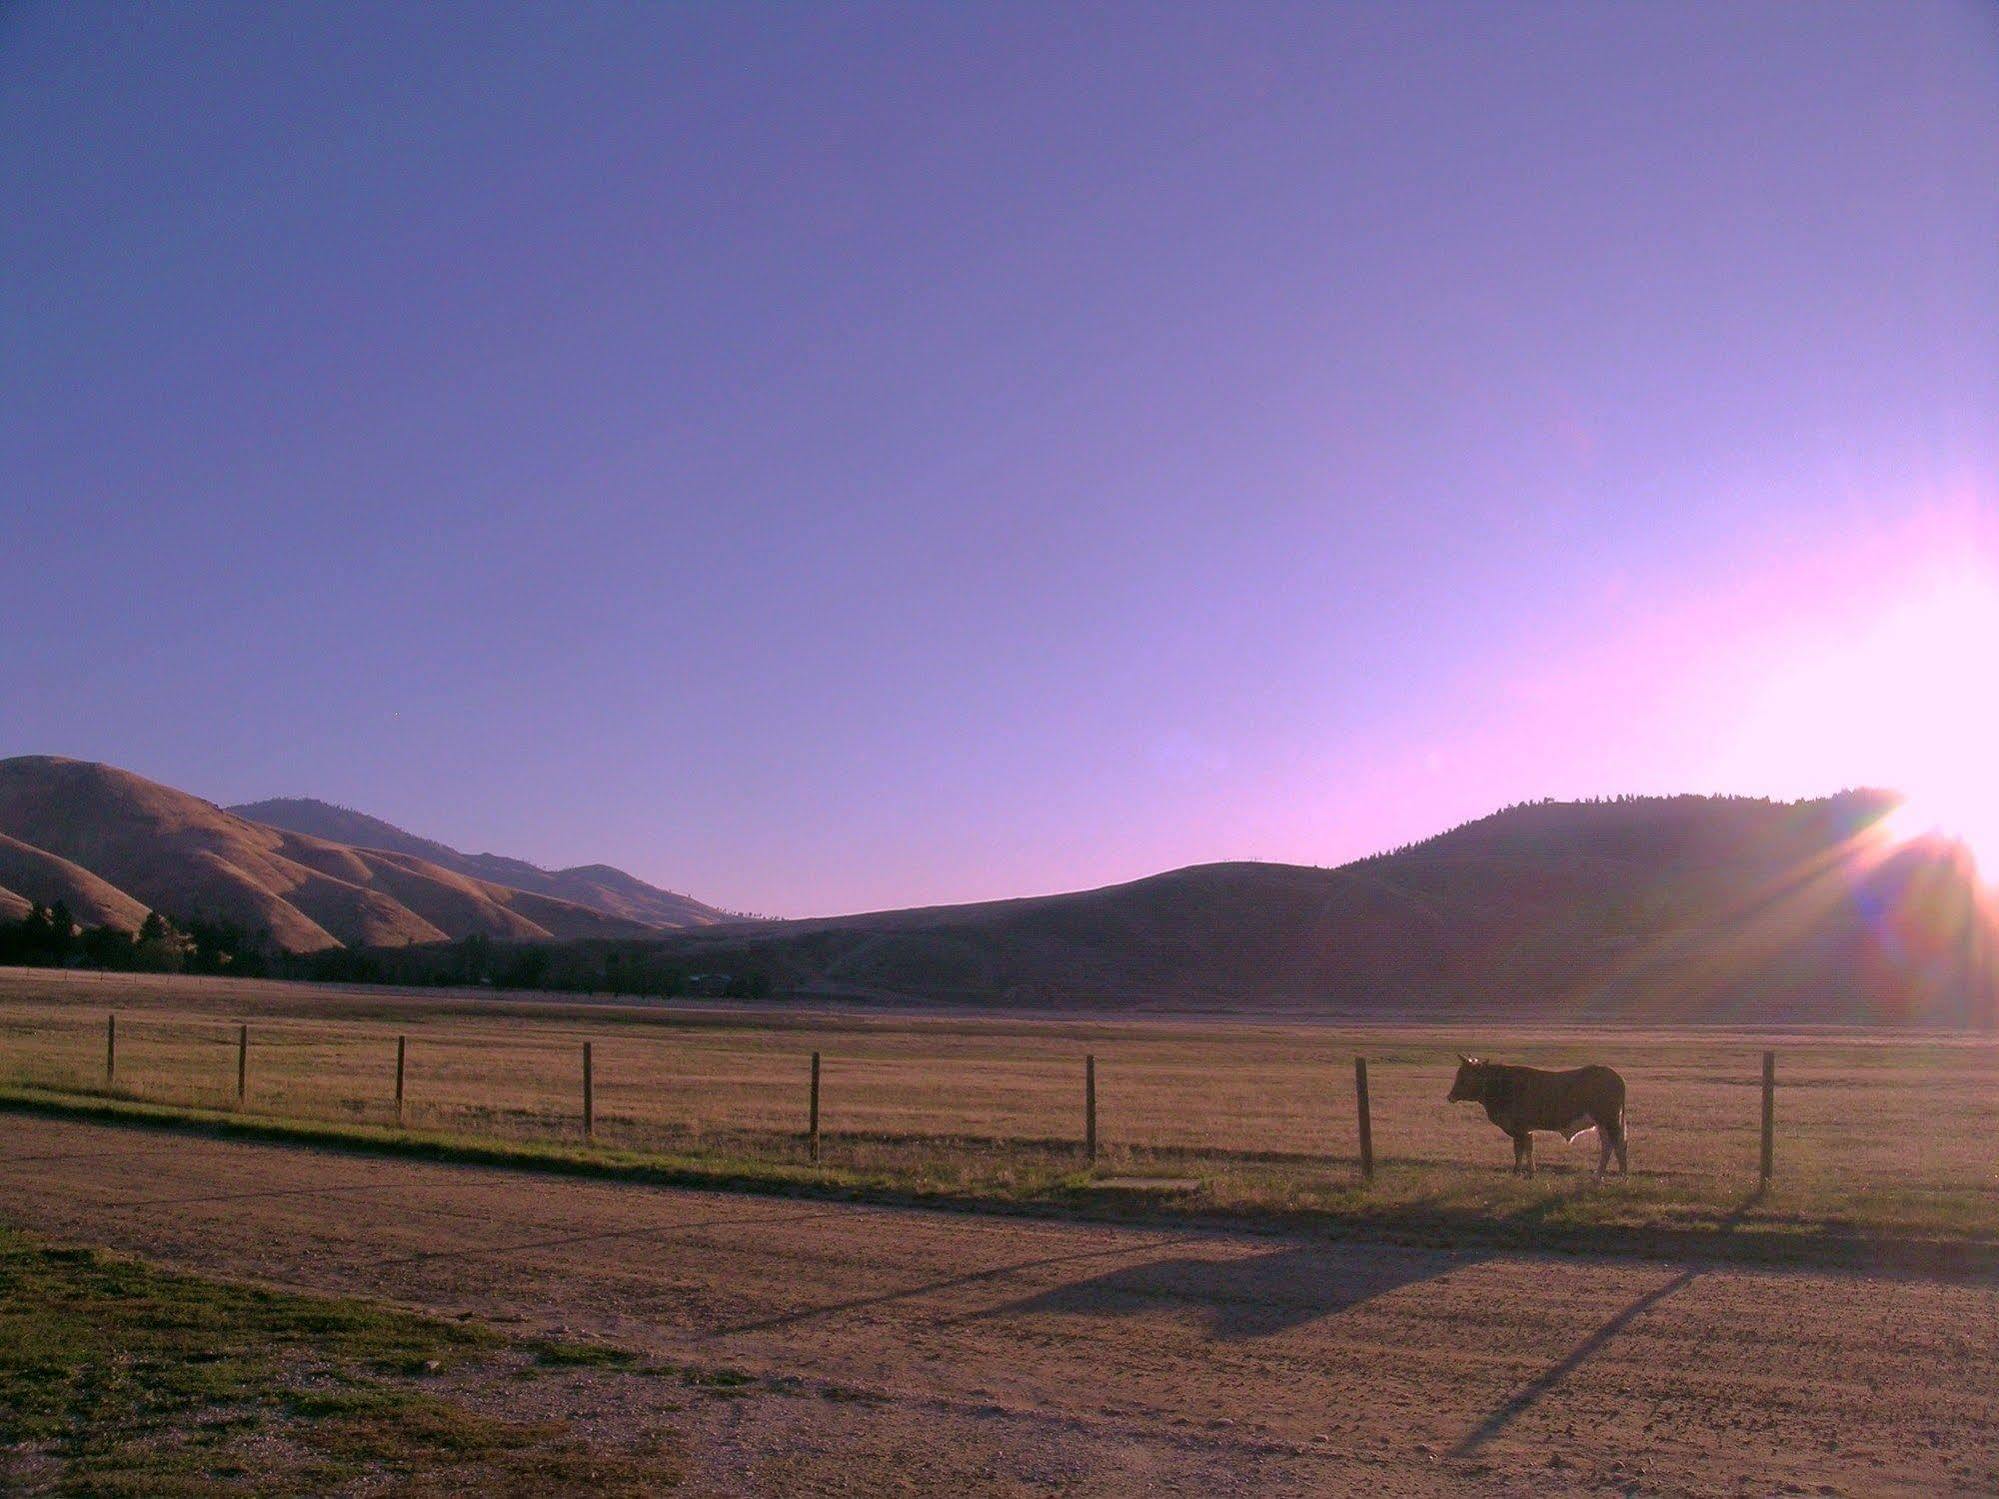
[3, 969, 1996, 1247]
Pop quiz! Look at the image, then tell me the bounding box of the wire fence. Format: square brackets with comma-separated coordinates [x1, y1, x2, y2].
[5, 999, 1999, 1221]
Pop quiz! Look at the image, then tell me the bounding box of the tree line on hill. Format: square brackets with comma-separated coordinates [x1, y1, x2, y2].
[0, 903, 272, 976]
[291, 933, 775, 999]
[0, 903, 773, 1000]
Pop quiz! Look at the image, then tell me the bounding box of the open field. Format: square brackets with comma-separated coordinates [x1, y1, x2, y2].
[5, 1114, 1998, 1495]
[4, 969, 1998, 1245]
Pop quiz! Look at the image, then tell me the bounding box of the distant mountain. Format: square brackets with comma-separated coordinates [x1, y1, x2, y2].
[227, 797, 726, 930]
[632, 792, 1997, 1025]
[0, 757, 663, 951]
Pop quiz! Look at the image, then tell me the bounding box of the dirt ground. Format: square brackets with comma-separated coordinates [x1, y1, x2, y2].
[4, 1115, 1996, 1496]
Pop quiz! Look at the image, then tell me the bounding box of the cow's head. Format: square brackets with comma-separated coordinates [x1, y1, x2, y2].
[1447, 1054, 1485, 1103]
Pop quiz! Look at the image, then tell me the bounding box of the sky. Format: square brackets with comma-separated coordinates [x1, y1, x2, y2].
[4, 2, 1996, 917]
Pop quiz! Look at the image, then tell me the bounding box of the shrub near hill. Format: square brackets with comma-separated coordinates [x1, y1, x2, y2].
[0, 903, 270, 977]
[0, 901, 775, 999]
[288, 934, 775, 999]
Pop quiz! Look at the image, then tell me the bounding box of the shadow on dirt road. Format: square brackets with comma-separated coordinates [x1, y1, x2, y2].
[1450, 1188, 1765, 1457]
[983, 1239, 1477, 1340]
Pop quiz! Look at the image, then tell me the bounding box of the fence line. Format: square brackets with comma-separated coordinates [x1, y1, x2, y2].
[0, 1008, 1837, 1194]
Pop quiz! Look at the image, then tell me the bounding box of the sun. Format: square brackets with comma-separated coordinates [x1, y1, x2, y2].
[1881, 790, 1999, 876]
[1724, 561, 1999, 873]
[1856, 572, 1999, 872]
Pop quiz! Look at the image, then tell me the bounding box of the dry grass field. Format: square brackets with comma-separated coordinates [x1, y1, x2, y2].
[4, 968, 1996, 1246]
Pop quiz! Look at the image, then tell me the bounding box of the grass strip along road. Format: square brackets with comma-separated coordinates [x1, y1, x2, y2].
[4, 1084, 1995, 1273]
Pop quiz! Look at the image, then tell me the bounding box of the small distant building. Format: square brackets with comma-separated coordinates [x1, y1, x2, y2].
[686, 972, 732, 997]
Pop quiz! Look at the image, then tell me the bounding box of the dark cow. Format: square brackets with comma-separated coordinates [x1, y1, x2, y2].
[1447, 1055, 1628, 1177]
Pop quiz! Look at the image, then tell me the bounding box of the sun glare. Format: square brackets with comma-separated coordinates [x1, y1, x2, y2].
[1856, 571, 1999, 872]
[1727, 562, 1999, 874]
[1882, 792, 1999, 876]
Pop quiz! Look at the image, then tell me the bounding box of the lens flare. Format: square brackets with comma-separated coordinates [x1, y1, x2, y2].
[1881, 793, 1999, 877]
[1732, 563, 1999, 874]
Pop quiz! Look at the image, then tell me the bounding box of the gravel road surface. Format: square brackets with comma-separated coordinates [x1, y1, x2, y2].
[3, 1115, 1994, 1495]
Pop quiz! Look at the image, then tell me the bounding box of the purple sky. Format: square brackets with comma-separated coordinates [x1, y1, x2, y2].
[5, 3, 1996, 917]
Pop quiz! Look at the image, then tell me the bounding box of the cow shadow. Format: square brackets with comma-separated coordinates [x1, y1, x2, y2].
[977, 1239, 1479, 1342]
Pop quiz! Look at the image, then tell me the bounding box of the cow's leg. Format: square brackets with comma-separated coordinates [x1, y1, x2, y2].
[1510, 1133, 1524, 1174]
[1596, 1125, 1613, 1177]
[1515, 1132, 1534, 1177]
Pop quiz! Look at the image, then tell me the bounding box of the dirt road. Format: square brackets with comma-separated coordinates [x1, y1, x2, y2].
[4, 1115, 1995, 1495]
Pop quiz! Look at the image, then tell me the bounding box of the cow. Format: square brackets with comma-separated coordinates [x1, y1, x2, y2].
[1447, 1055, 1628, 1177]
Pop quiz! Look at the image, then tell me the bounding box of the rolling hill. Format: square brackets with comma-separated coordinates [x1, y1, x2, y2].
[227, 797, 726, 929]
[0, 757, 664, 951]
[0, 831, 153, 931]
[625, 792, 1996, 1024]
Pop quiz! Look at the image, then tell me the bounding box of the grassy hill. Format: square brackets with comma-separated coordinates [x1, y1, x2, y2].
[228, 797, 726, 929]
[0, 758, 660, 951]
[623, 792, 1995, 1023]
[0, 832, 152, 931]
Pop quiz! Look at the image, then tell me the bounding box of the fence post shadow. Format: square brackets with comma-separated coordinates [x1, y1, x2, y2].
[1449, 1187, 1766, 1461]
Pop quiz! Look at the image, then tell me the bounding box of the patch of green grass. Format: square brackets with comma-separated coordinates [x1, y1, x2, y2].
[530, 1340, 641, 1369]
[0, 1227, 678, 1494]
[818, 1383, 889, 1404]
[4, 1083, 1995, 1274]
[683, 1367, 755, 1389]
[0, 1082, 842, 1194]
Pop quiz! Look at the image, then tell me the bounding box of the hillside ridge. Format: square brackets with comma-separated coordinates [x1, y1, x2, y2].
[0, 757, 661, 951]
[611, 789, 1991, 1025]
[227, 796, 726, 930]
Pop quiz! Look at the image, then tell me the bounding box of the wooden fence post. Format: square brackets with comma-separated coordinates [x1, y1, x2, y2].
[1759, 1049, 1775, 1186]
[236, 1024, 248, 1106]
[1354, 1056, 1375, 1184]
[395, 1035, 407, 1125]
[105, 1012, 116, 1086]
[583, 1041, 595, 1140]
[808, 1051, 821, 1163]
[1085, 1053, 1098, 1165]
